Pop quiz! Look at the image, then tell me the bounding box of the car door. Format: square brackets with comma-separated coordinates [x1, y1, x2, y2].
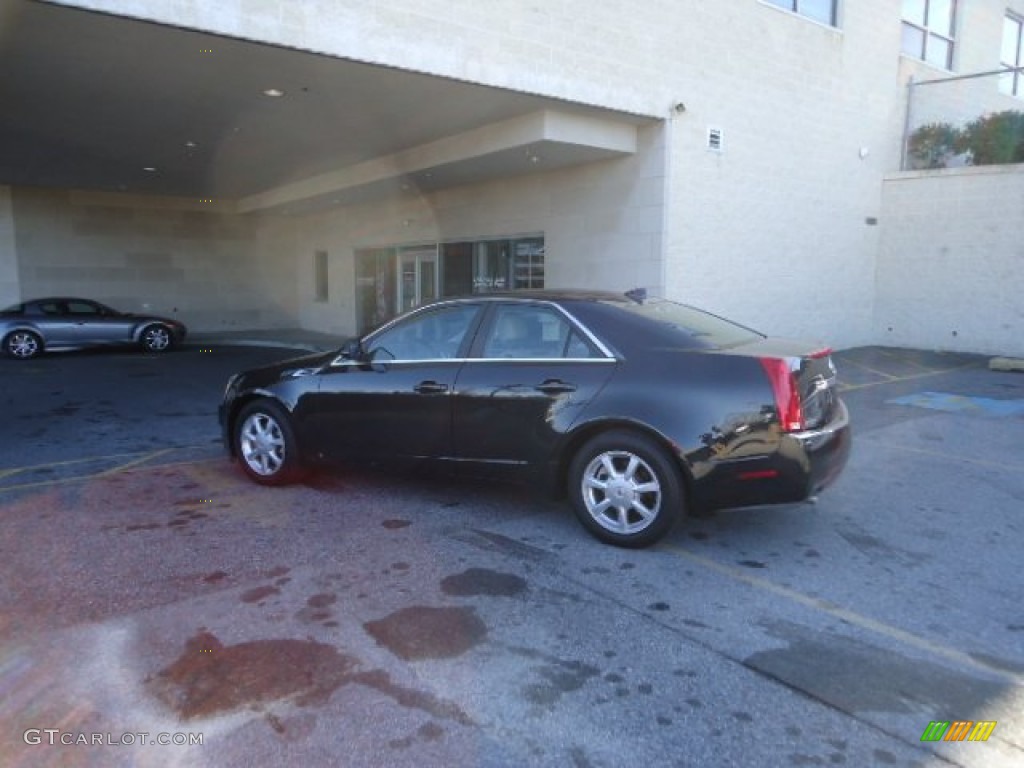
[65, 300, 134, 343]
[451, 302, 617, 473]
[301, 302, 484, 463]
[30, 300, 77, 345]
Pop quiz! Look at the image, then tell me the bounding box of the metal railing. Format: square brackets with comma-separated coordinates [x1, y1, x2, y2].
[901, 66, 1024, 170]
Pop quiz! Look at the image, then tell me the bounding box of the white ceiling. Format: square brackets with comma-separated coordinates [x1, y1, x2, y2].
[0, 1, 652, 211]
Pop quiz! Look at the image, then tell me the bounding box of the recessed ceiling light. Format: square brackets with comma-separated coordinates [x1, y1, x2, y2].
[143, 166, 157, 172]
[262, 88, 285, 97]
[184, 141, 198, 148]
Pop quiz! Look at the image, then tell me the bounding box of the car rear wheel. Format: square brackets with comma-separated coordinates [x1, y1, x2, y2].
[569, 430, 683, 548]
[234, 400, 303, 485]
[140, 324, 173, 352]
[4, 330, 43, 360]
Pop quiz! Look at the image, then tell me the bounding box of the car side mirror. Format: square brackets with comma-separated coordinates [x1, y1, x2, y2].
[338, 338, 365, 361]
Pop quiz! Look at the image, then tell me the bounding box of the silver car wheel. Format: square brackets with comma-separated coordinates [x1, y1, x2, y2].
[239, 412, 287, 477]
[7, 331, 41, 359]
[142, 325, 171, 352]
[581, 450, 662, 535]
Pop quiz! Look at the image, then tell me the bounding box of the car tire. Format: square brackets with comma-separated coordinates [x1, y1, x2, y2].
[233, 400, 304, 486]
[140, 324, 173, 353]
[4, 330, 43, 360]
[568, 430, 684, 548]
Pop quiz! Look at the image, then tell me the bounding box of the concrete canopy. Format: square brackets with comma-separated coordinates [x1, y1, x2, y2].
[0, 0, 650, 214]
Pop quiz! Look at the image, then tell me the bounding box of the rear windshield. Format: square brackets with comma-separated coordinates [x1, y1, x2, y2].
[613, 298, 763, 349]
[1, 303, 24, 314]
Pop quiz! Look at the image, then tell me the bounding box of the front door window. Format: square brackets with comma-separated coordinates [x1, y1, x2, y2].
[398, 247, 438, 314]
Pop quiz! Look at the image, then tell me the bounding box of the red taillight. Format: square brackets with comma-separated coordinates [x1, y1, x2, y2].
[760, 357, 805, 432]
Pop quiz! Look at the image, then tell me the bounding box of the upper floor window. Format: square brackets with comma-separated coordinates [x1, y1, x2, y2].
[901, 0, 957, 70]
[763, 0, 837, 27]
[1002, 14, 1024, 98]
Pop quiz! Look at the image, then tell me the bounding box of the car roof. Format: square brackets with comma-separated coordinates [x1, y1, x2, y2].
[437, 289, 633, 305]
[25, 297, 103, 303]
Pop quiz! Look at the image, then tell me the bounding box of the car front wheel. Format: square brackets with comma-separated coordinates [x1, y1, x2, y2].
[568, 430, 684, 548]
[4, 330, 43, 360]
[140, 324, 173, 352]
[234, 400, 303, 485]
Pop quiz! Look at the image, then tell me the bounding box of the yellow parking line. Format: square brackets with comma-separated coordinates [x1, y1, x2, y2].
[0, 450, 155, 479]
[0, 456, 216, 493]
[872, 348, 940, 372]
[835, 357, 897, 380]
[839, 361, 979, 392]
[666, 544, 1024, 686]
[94, 448, 176, 477]
[880, 443, 1024, 474]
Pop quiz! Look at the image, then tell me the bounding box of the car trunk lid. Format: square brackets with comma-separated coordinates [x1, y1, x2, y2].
[717, 337, 840, 432]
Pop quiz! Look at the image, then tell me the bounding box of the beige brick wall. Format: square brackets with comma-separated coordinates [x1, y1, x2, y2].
[875, 165, 1024, 357]
[283, 122, 667, 335]
[10, 188, 297, 331]
[38, 1, 1024, 351]
[0, 186, 19, 308]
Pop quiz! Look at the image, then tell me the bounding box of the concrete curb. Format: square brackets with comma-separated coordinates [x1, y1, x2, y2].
[988, 357, 1024, 372]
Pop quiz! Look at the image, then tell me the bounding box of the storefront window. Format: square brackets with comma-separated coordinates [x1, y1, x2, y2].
[356, 234, 544, 333]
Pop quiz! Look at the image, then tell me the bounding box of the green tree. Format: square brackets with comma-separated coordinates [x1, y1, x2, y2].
[956, 110, 1024, 166]
[907, 122, 961, 169]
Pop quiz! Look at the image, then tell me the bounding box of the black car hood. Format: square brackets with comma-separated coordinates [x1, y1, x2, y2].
[238, 350, 338, 387]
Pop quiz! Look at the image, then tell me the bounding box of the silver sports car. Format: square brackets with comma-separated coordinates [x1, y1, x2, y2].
[1, 297, 187, 359]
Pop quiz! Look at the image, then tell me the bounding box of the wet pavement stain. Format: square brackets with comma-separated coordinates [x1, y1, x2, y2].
[202, 571, 228, 583]
[307, 593, 337, 609]
[737, 560, 767, 569]
[241, 585, 280, 603]
[124, 522, 163, 532]
[748, 620, 1011, 714]
[440, 568, 527, 597]
[352, 669, 474, 725]
[364, 606, 486, 660]
[296, 593, 337, 625]
[149, 630, 356, 719]
[382, 519, 412, 529]
[523, 660, 600, 708]
[388, 721, 447, 750]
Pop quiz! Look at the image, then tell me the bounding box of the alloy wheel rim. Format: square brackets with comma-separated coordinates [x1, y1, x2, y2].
[10, 333, 38, 358]
[239, 413, 286, 476]
[144, 327, 170, 350]
[581, 450, 661, 534]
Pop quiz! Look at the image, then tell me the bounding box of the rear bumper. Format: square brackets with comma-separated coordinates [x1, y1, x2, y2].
[691, 399, 851, 513]
[791, 398, 851, 495]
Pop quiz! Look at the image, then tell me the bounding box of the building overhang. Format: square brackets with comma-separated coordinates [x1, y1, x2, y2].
[0, 0, 652, 214]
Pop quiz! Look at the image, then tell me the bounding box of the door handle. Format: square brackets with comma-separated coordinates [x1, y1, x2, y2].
[536, 379, 576, 394]
[414, 380, 448, 394]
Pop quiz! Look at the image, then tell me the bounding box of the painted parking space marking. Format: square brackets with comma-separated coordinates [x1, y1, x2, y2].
[887, 391, 1024, 418]
[837, 361, 981, 392]
[0, 445, 219, 492]
[666, 544, 1024, 687]
[879, 442, 1024, 474]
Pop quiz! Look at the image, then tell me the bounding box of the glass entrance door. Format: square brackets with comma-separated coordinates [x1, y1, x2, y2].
[398, 247, 438, 313]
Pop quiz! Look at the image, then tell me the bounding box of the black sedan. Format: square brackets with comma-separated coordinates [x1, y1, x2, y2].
[220, 290, 850, 547]
[1, 297, 187, 359]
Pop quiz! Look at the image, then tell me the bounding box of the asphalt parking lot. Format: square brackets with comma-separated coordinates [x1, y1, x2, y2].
[1, 340, 1022, 767]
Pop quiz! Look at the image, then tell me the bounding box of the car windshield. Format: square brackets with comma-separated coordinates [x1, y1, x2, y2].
[1, 303, 24, 313]
[613, 297, 763, 348]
